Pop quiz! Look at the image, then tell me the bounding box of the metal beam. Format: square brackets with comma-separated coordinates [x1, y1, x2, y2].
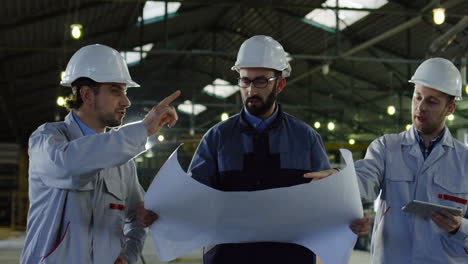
[102, 0, 468, 18]
[0, 2, 111, 32]
[343, 16, 422, 57]
[429, 16, 468, 53]
[288, 15, 423, 86]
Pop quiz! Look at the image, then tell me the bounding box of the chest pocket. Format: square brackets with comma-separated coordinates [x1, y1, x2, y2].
[385, 153, 415, 182]
[104, 176, 126, 200]
[434, 167, 468, 195]
[279, 147, 311, 170]
[103, 173, 127, 222]
[218, 150, 244, 172]
[433, 167, 468, 217]
[383, 154, 415, 206]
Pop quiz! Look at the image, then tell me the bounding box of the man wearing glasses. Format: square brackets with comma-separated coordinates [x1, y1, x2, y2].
[187, 35, 369, 264]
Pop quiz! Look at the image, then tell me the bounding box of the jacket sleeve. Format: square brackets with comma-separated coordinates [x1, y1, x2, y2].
[309, 129, 331, 171]
[28, 121, 148, 190]
[188, 130, 219, 187]
[355, 137, 386, 203]
[441, 207, 468, 256]
[120, 161, 146, 264]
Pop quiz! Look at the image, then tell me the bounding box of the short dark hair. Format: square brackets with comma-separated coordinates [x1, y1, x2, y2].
[447, 95, 455, 104]
[273, 69, 282, 77]
[65, 78, 101, 110]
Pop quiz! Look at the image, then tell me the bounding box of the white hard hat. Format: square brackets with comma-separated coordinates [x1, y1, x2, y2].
[231, 35, 291, 77]
[60, 44, 140, 87]
[409, 57, 462, 100]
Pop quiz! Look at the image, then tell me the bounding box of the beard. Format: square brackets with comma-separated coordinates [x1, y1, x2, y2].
[413, 115, 445, 136]
[412, 107, 447, 137]
[95, 103, 123, 128]
[244, 87, 277, 117]
[100, 114, 122, 128]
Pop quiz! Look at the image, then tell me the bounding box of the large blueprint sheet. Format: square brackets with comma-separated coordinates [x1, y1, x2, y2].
[145, 147, 362, 264]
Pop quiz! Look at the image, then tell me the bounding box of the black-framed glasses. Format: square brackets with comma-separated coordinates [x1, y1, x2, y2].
[237, 76, 279, 89]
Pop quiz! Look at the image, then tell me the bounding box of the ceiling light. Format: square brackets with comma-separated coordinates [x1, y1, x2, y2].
[56, 96, 65, 107]
[447, 114, 454, 121]
[158, 135, 164, 142]
[314, 121, 321, 129]
[387, 105, 396, 116]
[70, 24, 82, 39]
[432, 8, 445, 25]
[322, 64, 329, 75]
[348, 138, 355, 145]
[327, 122, 335, 131]
[221, 112, 229, 121]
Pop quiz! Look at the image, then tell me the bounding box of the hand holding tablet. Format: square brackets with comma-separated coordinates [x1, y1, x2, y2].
[401, 200, 463, 218]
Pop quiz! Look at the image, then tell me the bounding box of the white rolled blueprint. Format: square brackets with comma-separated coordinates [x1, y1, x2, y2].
[144, 147, 363, 264]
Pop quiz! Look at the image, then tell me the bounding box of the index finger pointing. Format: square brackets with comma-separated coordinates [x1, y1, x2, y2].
[158, 90, 181, 106]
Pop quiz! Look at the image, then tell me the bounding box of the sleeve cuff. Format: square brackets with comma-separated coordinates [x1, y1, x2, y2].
[451, 217, 468, 242]
[119, 251, 137, 264]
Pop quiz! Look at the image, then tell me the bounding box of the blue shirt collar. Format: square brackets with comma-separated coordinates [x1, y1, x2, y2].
[243, 104, 279, 133]
[413, 126, 444, 160]
[71, 111, 97, 136]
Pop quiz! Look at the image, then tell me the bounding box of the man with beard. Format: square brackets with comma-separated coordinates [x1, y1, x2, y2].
[21, 44, 179, 264]
[187, 35, 369, 264]
[306, 57, 468, 264]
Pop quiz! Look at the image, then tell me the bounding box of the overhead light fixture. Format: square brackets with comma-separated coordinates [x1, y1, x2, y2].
[348, 138, 355, 145]
[432, 8, 445, 25]
[70, 24, 83, 39]
[314, 121, 321, 129]
[387, 105, 396, 116]
[56, 96, 65, 107]
[327, 122, 335, 131]
[158, 135, 164, 142]
[447, 114, 455, 121]
[221, 112, 229, 121]
[322, 64, 330, 75]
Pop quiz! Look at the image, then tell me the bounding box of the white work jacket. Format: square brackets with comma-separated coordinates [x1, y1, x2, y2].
[21, 112, 148, 264]
[356, 126, 468, 264]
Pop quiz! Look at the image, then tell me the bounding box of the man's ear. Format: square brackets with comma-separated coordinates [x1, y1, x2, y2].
[276, 78, 286, 95]
[447, 102, 456, 115]
[80, 86, 95, 105]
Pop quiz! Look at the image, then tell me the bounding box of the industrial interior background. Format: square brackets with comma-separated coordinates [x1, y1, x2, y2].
[0, 0, 467, 263]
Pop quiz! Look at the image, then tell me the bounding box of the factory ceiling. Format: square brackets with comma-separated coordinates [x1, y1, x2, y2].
[1, 0, 467, 147]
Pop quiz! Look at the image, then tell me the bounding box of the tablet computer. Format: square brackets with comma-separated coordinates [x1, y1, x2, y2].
[401, 200, 463, 218]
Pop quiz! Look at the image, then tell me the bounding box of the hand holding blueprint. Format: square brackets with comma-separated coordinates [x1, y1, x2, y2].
[144, 147, 363, 264]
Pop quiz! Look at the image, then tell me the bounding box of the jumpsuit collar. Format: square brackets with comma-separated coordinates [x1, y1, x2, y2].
[71, 111, 97, 136]
[239, 104, 285, 134]
[243, 105, 279, 133]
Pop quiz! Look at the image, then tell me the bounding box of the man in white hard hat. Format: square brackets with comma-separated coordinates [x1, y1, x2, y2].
[21, 44, 180, 264]
[185, 35, 369, 264]
[306, 57, 468, 263]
